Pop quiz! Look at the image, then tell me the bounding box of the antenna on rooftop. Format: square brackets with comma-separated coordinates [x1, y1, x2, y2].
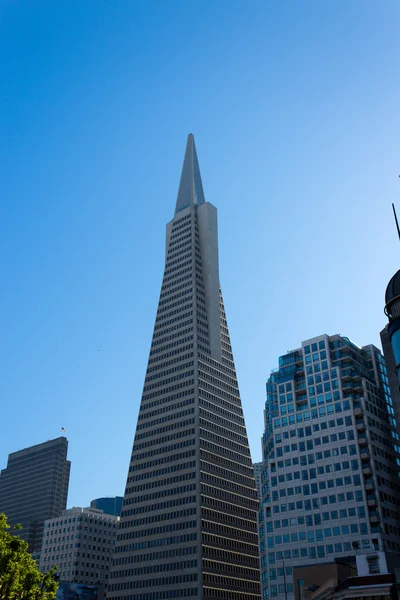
[393, 203, 400, 242]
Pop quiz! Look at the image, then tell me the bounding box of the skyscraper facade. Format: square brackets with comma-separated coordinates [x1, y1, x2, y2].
[108, 135, 260, 600]
[0, 437, 70, 554]
[260, 334, 400, 600]
[253, 462, 263, 503]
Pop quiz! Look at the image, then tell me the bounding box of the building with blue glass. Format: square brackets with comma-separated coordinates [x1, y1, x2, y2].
[259, 334, 400, 600]
[90, 497, 123, 517]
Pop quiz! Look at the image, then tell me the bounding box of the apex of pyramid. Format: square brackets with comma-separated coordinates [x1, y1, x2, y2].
[175, 134, 206, 214]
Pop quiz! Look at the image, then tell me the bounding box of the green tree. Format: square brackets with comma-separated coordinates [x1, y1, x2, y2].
[0, 513, 58, 600]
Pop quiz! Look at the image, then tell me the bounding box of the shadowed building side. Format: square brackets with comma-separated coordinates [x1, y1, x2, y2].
[0, 437, 70, 555]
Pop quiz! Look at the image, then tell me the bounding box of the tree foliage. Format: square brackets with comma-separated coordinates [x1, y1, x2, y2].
[0, 513, 58, 600]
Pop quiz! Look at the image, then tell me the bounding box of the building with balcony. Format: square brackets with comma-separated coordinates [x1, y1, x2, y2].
[259, 334, 400, 600]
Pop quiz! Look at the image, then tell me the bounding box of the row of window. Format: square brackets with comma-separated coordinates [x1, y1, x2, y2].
[135, 405, 195, 432]
[202, 531, 258, 554]
[130, 448, 196, 474]
[159, 278, 194, 301]
[201, 459, 255, 487]
[133, 426, 196, 453]
[271, 461, 359, 488]
[140, 386, 194, 413]
[202, 494, 256, 520]
[203, 572, 260, 591]
[202, 544, 259, 567]
[114, 532, 197, 554]
[153, 311, 192, 335]
[125, 470, 196, 496]
[137, 395, 194, 424]
[201, 482, 257, 511]
[202, 506, 256, 532]
[267, 488, 365, 513]
[109, 572, 198, 592]
[131, 437, 195, 463]
[112, 544, 197, 566]
[273, 401, 351, 429]
[154, 303, 193, 327]
[264, 506, 366, 528]
[156, 296, 193, 318]
[117, 520, 197, 542]
[262, 539, 370, 561]
[111, 587, 198, 600]
[264, 523, 369, 546]
[200, 449, 253, 479]
[201, 471, 258, 499]
[199, 416, 247, 446]
[163, 257, 192, 279]
[134, 416, 195, 443]
[111, 559, 197, 579]
[148, 333, 194, 357]
[149, 327, 193, 351]
[200, 437, 253, 469]
[120, 507, 196, 530]
[152, 319, 193, 341]
[164, 249, 192, 272]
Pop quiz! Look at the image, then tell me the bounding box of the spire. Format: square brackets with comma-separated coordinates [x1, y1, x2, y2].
[175, 133, 206, 214]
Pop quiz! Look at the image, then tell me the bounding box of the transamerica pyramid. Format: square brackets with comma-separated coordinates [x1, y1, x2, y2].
[108, 135, 261, 600]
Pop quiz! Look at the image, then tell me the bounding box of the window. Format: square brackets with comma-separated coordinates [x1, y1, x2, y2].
[367, 555, 380, 574]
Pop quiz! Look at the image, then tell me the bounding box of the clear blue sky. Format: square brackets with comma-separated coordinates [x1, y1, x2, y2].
[1, 1, 399, 508]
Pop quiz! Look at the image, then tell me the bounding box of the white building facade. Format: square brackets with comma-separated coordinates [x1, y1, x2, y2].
[39, 506, 118, 586]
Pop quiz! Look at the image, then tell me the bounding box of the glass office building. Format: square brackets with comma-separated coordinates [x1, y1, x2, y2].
[259, 334, 400, 600]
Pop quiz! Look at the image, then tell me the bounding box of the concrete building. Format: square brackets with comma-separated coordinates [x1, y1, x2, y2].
[0, 437, 70, 554]
[107, 135, 260, 599]
[259, 334, 400, 600]
[90, 497, 123, 517]
[39, 506, 118, 587]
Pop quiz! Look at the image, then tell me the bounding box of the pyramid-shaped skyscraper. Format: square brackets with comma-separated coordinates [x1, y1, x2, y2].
[108, 135, 261, 600]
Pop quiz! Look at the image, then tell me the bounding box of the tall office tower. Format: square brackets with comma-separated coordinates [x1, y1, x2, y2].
[260, 334, 400, 600]
[91, 496, 123, 517]
[40, 506, 118, 586]
[253, 462, 263, 503]
[108, 135, 260, 600]
[0, 437, 70, 555]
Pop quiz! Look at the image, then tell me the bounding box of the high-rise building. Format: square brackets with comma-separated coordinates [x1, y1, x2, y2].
[260, 334, 400, 600]
[40, 506, 118, 586]
[0, 437, 70, 555]
[90, 497, 123, 517]
[253, 462, 263, 503]
[108, 135, 260, 600]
